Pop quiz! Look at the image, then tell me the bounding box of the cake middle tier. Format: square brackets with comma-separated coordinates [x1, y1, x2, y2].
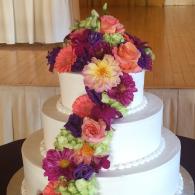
[42, 92, 163, 165]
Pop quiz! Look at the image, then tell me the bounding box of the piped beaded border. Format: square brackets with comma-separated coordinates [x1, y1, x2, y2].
[106, 137, 165, 171]
[175, 174, 184, 195]
[40, 137, 165, 171]
[56, 96, 148, 116]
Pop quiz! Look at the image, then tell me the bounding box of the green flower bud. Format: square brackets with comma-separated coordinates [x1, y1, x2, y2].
[102, 93, 128, 116]
[103, 33, 125, 46]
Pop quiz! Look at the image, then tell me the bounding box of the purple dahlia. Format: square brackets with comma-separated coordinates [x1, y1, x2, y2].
[46, 47, 61, 72]
[42, 149, 75, 181]
[88, 41, 112, 60]
[64, 114, 83, 138]
[91, 104, 122, 129]
[85, 87, 102, 105]
[107, 73, 137, 106]
[73, 164, 94, 180]
[87, 30, 103, 45]
[138, 47, 152, 71]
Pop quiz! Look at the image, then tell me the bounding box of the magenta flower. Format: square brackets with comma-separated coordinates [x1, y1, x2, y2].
[88, 41, 112, 60]
[91, 104, 122, 129]
[73, 164, 94, 180]
[107, 73, 137, 106]
[91, 156, 110, 173]
[42, 149, 75, 181]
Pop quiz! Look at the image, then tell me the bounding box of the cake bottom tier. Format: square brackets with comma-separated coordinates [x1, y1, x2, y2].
[22, 128, 181, 195]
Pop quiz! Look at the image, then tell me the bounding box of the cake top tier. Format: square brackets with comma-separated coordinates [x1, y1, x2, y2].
[47, 4, 154, 75]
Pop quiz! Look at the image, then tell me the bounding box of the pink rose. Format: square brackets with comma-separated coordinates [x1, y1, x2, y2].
[113, 42, 142, 73]
[81, 117, 106, 143]
[100, 15, 125, 34]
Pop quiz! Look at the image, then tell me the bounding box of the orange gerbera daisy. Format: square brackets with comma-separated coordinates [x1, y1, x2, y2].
[54, 45, 76, 73]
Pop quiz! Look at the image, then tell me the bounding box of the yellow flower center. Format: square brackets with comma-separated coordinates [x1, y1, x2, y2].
[80, 143, 94, 157]
[119, 83, 126, 92]
[58, 159, 70, 168]
[96, 61, 111, 77]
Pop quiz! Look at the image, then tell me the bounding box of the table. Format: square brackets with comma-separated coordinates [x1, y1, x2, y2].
[0, 136, 194, 195]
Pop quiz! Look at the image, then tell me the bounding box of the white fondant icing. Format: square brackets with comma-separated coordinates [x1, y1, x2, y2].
[108, 137, 165, 170]
[22, 128, 182, 195]
[58, 72, 86, 114]
[58, 71, 145, 114]
[129, 70, 145, 109]
[127, 95, 148, 114]
[42, 93, 163, 164]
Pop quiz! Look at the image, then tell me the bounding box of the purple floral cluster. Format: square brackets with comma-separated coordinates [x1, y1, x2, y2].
[126, 33, 153, 71]
[42, 148, 110, 182]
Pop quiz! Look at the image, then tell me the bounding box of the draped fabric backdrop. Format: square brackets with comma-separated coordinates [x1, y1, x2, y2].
[0, 0, 80, 44]
[0, 86, 195, 145]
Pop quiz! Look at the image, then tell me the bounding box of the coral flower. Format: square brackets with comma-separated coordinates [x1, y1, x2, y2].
[82, 55, 122, 92]
[82, 117, 106, 143]
[72, 95, 95, 118]
[54, 45, 77, 73]
[100, 15, 125, 34]
[74, 143, 94, 165]
[113, 42, 142, 73]
[42, 181, 60, 195]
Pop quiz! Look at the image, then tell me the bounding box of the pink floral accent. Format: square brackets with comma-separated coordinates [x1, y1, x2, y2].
[113, 42, 142, 73]
[81, 117, 106, 143]
[74, 143, 94, 165]
[100, 15, 125, 34]
[72, 95, 95, 118]
[54, 45, 76, 73]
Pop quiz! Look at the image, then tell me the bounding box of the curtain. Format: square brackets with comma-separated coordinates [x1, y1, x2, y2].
[0, 0, 80, 44]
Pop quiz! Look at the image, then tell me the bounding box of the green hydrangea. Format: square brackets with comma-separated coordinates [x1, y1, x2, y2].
[73, 9, 100, 31]
[54, 129, 83, 150]
[91, 130, 113, 156]
[57, 177, 97, 195]
[103, 33, 125, 46]
[101, 93, 128, 116]
[145, 47, 155, 60]
[75, 177, 97, 195]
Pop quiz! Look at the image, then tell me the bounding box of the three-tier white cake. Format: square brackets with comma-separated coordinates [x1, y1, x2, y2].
[22, 71, 183, 195]
[21, 6, 184, 195]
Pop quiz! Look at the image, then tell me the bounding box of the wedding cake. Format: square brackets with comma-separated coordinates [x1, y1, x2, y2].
[21, 5, 183, 195]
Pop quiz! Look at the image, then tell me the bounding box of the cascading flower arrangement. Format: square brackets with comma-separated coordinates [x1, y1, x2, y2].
[44, 3, 154, 195]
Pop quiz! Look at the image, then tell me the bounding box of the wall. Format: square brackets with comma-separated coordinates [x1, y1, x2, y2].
[79, 0, 165, 7]
[165, 0, 195, 5]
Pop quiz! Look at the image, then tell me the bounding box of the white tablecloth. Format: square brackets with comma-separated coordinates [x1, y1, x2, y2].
[0, 0, 80, 44]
